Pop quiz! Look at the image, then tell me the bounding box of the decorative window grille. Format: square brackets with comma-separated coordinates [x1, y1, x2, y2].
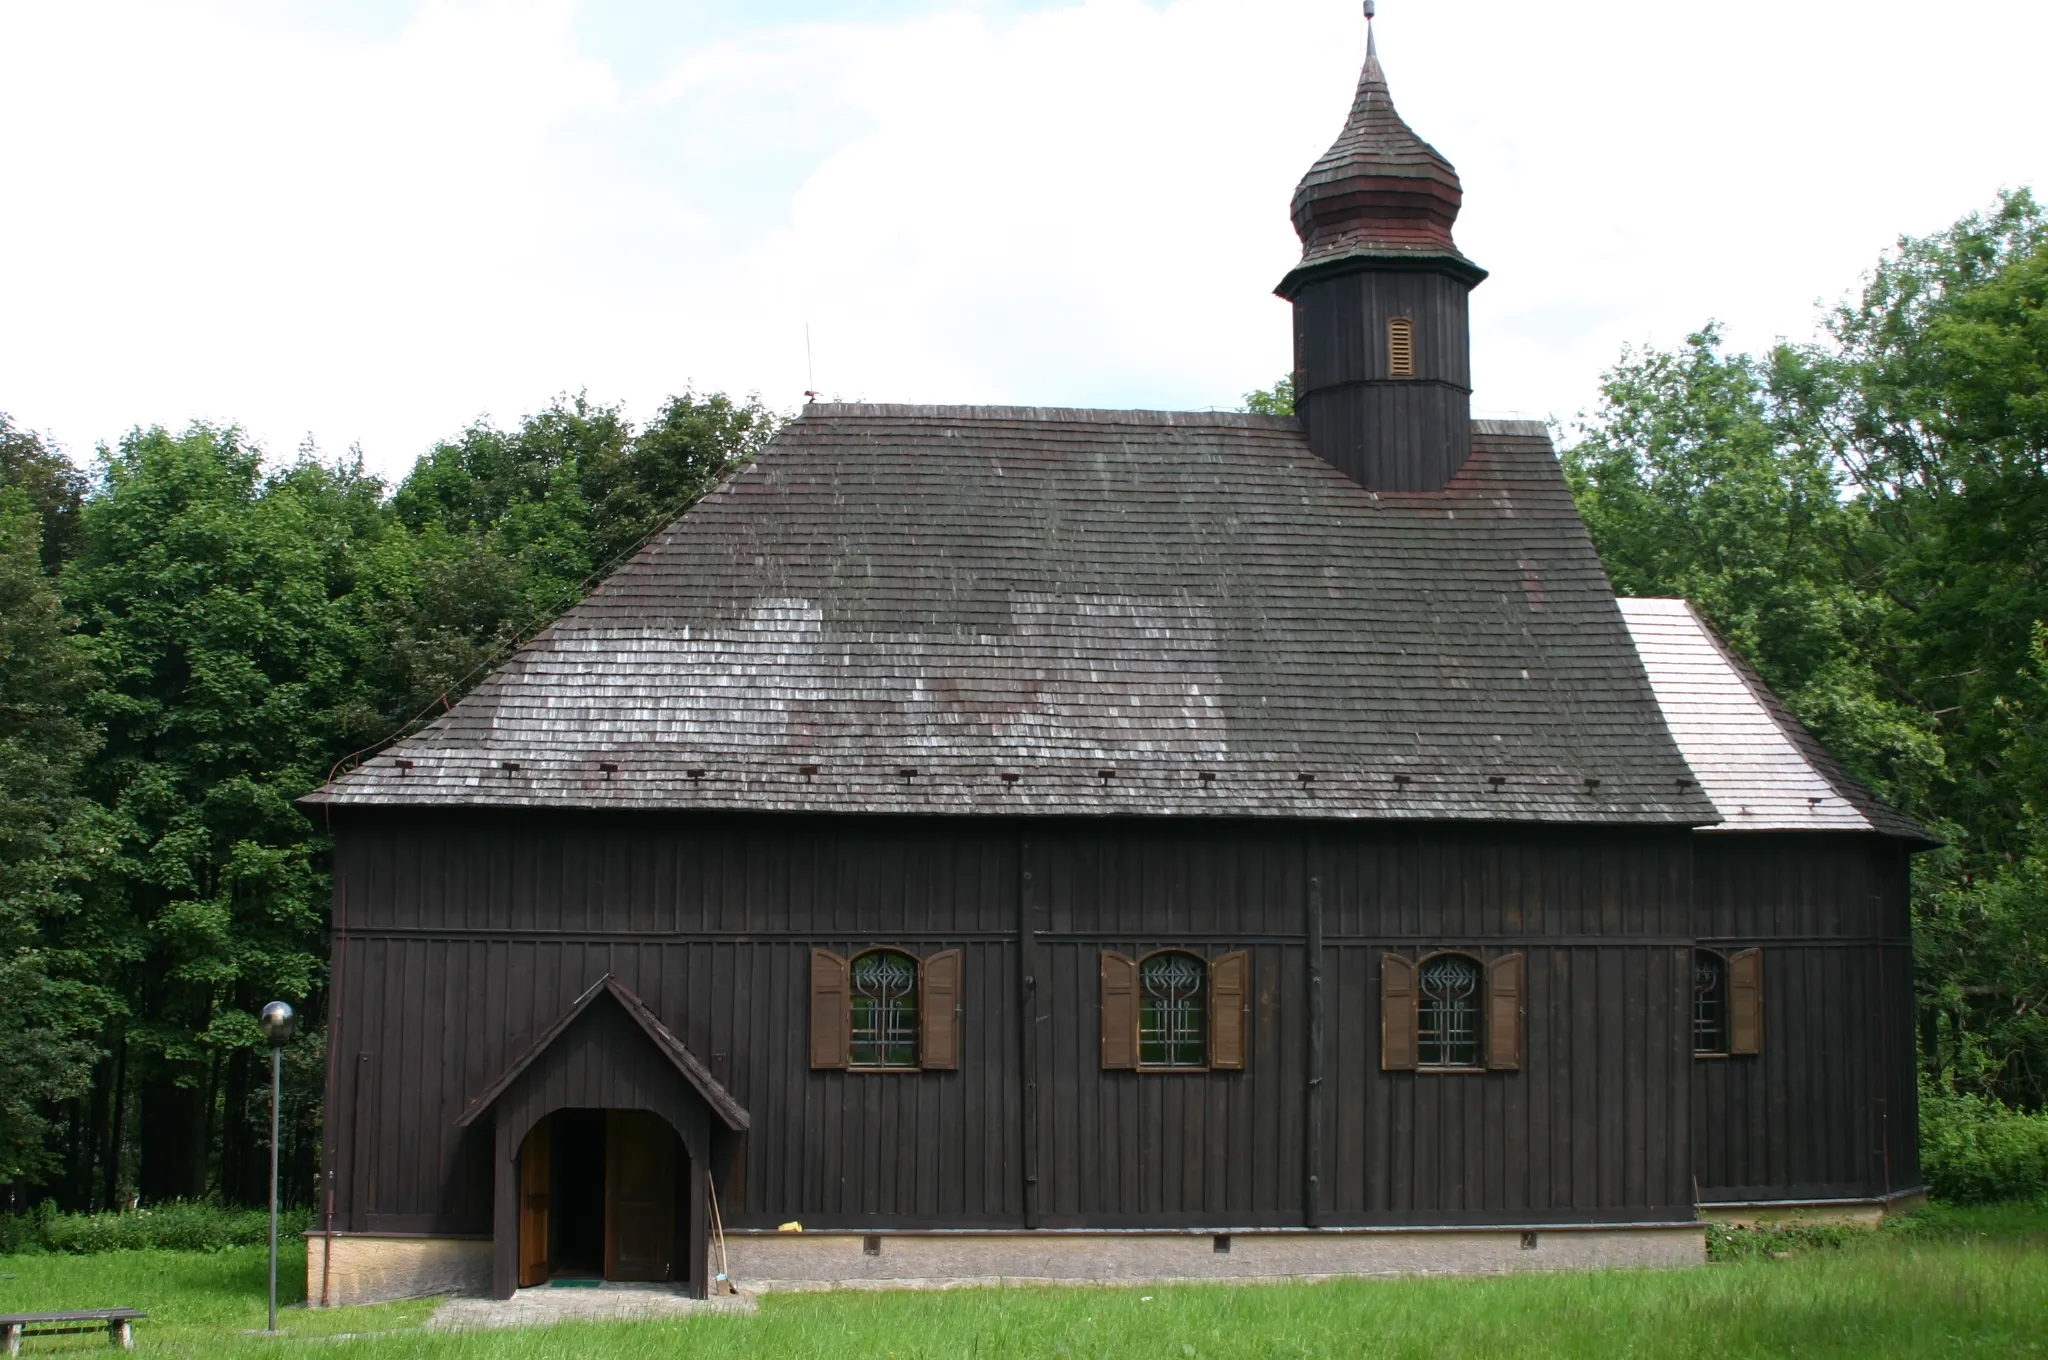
[1417, 954, 1481, 1068]
[1387, 316, 1415, 378]
[1693, 950, 1729, 1055]
[1139, 953, 1208, 1068]
[849, 950, 920, 1068]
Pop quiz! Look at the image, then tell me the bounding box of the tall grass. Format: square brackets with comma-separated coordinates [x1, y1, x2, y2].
[0, 1204, 2042, 1358]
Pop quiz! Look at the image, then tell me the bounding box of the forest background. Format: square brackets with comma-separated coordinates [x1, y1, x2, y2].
[2, 190, 2045, 1212]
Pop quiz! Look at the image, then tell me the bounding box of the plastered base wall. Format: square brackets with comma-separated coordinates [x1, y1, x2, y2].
[1699, 1189, 1930, 1228]
[307, 1226, 1705, 1306]
[723, 1227, 1706, 1292]
[305, 1234, 492, 1308]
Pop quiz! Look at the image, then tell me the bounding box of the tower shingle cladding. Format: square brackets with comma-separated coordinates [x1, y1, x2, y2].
[1278, 30, 1484, 493]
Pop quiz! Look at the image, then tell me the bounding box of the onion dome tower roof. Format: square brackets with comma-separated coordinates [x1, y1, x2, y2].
[1278, 22, 1485, 296]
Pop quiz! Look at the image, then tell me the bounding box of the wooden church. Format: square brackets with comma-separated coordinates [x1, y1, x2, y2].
[301, 21, 1930, 1304]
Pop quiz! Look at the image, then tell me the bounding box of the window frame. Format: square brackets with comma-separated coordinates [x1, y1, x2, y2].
[846, 946, 923, 1072]
[1135, 948, 1211, 1072]
[1414, 949, 1486, 1073]
[1099, 948, 1250, 1074]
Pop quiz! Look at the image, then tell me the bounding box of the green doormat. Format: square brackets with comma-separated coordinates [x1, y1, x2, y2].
[548, 1278, 602, 1288]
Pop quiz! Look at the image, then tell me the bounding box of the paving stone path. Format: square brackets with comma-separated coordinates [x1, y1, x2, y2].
[426, 1284, 755, 1331]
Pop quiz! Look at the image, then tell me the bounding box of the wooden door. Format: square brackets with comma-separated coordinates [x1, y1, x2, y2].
[517, 1118, 551, 1288]
[605, 1110, 678, 1281]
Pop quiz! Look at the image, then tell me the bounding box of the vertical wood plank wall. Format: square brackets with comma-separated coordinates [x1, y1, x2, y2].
[1290, 268, 1475, 491]
[1691, 834, 1919, 1203]
[321, 810, 1910, 1235]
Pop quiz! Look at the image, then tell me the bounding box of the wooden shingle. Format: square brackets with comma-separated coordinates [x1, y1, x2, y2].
[307, 408, 1716, 826]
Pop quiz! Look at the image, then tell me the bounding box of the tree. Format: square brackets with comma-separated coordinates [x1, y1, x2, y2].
[61, 425, 388, 1202]
[1813, 190, 2048, 862]
[1242, 375, 1296, 416]
[582, 390, 779, 566]
[375, 391, 777, 725]
[1563, 190, 2048, 1106]
[1563, 327, 1943, 811]
[0, 414, 88, 572]
[0, 489, 103, 1192]
[1, 387, 780, 1204]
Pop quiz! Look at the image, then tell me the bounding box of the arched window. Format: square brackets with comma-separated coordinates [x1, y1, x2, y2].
[1694, 949, 1730, 1056]
[809, 948, 961, 1072]
[849, 949, 920, 1069]
[1138, 952, 1208, 1068]
[1099, 950, 1249, 1072]
[1417, 953, 1482, 1069]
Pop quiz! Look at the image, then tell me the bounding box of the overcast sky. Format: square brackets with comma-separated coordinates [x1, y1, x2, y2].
[3, 0, 2044, 481]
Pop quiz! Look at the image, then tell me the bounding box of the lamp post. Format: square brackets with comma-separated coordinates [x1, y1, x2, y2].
[259, 1001, 297, 1333]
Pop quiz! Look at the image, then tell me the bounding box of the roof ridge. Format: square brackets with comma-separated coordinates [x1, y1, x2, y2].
[798, 403, 1302, 429]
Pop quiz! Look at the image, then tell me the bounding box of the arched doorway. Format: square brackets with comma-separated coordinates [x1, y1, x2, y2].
[517, 1108, 689, 1287]
[459, 978, 749, 1299]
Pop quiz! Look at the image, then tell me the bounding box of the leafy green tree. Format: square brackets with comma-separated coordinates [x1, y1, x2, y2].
[1242, 375, 1296, 416]
[375, 391, 777, 725]
[1565, 191, 2048, 1106]
[1816, 191, 2048, 1102]
[62, 425, 390, 1201]
[0, 414, 88, 572]
[1563, 327, 1944, 810]
[2, 387, 775, 1203]
[1814, 190, 2048, 860]
[581, 390, 779, 566]
[0, 489, 104, 1190]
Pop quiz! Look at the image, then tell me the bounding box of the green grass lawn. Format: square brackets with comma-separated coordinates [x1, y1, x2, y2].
[2, 1205, 2044, 1358]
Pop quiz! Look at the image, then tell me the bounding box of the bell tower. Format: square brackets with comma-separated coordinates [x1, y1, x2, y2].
[1276, 4, 1485, 491]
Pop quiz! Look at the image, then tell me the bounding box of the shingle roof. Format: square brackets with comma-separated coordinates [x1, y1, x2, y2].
[306, 406, 1717, 826]
[1617, 598, 1935, 843]
[1279, 32, 1484, 295]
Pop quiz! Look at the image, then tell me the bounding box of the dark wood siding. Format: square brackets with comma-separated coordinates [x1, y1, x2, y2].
[1291, 265, 1475, 491]
[322, 811, 1700, 1235]
[1315, 825, 1694, 1224]
[1691, 833, 1920, 1202]
[1293, 269, 1472, 391]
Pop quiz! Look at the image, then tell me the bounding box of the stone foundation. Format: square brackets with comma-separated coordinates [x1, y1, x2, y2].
[1697, 1188, 1930, 1228]
[309, 1224, 1706, 1306]
[305, 1233, 492, 1307]
[722, 1225, 1706, 1292]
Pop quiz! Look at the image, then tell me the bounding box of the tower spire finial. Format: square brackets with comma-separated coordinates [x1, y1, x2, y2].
[1276, 0, 1485, 493]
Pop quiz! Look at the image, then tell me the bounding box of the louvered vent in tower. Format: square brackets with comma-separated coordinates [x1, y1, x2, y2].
[1387, 316, 1415, 378]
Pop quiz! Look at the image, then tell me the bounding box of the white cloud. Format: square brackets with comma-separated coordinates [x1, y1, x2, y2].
[2, 0, 2044, 477]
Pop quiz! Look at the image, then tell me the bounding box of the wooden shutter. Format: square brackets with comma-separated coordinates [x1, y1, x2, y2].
[920, 948, 962, 1070]
[1486, 952, 1525, 1071]
[1729, 948, 1763, 1056]
[809, 949, 849, 1069]
[1100, 952, 1138, 1070]
[1209, 951, 1250, 1071]
[1381, 953, 1418, 1071]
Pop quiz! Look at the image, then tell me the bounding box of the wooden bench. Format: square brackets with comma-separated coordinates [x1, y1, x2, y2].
[0, 1310, 146, 1353]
